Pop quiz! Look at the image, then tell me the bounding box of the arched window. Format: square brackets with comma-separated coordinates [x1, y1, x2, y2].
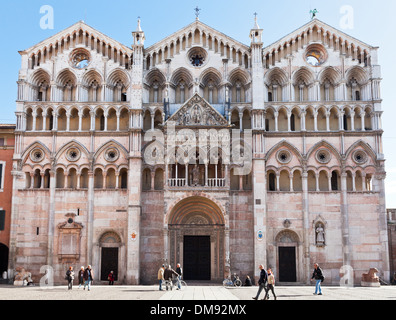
[120, 168, 128, 189]
[268, 171, 276, 191]
[331, 171, 339, 191]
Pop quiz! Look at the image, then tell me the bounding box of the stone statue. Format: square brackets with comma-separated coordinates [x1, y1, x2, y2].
[310, 9, 318, 20]
[316, 223, 325, 246]
[14, 267, 33, 286]
[361, 268, 380, 287]
[191, 105, 202, 124]
[192, 165, 200, 186]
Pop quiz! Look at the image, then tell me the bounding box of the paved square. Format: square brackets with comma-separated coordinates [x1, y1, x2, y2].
[0, 284, 395, 300]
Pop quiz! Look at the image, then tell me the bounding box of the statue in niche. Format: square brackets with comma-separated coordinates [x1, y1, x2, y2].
[191, 105, 202, 124]
[192, 164, 200, 186]
[315, 223, 325, 246]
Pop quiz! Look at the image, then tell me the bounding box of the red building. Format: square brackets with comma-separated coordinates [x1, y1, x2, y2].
[0, 124, 15, 279]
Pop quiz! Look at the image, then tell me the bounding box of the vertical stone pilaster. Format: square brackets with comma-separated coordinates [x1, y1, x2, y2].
[127, 157, 142, 284]
[252, 157, 267, 281]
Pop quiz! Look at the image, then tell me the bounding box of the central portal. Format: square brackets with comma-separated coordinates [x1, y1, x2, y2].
[167, 196, 226, 282]
[183, 236, 211, 280]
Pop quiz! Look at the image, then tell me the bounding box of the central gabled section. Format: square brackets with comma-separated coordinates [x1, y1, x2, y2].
[166, 93, 229, 127]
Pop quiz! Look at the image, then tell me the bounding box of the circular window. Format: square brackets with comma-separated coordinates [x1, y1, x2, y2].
[66, 147, 81, 162]
[70, 49, 91, 70]
[353, 150, 367, 164]
[305, 44, 327, 67]
[276, 149, 292, 164]
[316, 149, 331, 164]
[30, 148, 45, 163]
[187, 47, 208, 68]
[105, 148, 119, 162]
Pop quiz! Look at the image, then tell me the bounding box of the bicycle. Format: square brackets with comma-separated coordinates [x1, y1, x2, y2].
[164, 277, 188, 290]
[223, 273, 242, 287]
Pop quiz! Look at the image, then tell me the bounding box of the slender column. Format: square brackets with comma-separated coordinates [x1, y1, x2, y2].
[352, 172, 356, 192]
[326, 111, 330, 131]
[78, 110, 83, 132]
[302, 170, 311, 283]
[87, 170, 95, 266]
[47, 170, 56, 267]
[340, 171, 352, 268]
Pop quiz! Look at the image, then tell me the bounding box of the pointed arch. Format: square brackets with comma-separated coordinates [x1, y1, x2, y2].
[344, 140, 377, 163]
[170, 67, 194, 87]
[306, 140, 342, 163]
[107, 68, 130, 88]
[55, 139, 90, 161]
[265, 140, 303, 163]
[21, 141, 52, 165]
[93, 139, 129, 162]
[292, 67, 315, 86]
[264, 67, 288, 86]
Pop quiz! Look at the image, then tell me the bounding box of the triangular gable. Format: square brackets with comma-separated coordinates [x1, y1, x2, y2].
[166, 93, 229, 127]
[145, 19, 250, 55]
[19, 21, 133, 58]
[263, 18, 376, 64]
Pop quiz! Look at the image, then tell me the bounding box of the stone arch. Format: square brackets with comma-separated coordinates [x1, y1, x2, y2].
[97, 230, 124, 283]
[275, 229, 301, 283]
[166, 195, 227, 281]
[167, 195, 226, 226]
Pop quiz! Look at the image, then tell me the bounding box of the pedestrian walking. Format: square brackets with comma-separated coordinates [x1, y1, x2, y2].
[108, 271, 115, 285]
[252, 265, 268, 300]
[311, 263, 324, 295]
[83, 265, 94, 291]
[175, 263, 183, 290]
[244, 275, 252, 286]
[264, 268, 276, 300]
[77, 266, 84, 288]
[164, 265, 179, 291]
[158, 264, 165, 291]
[65, 266, 75, 290]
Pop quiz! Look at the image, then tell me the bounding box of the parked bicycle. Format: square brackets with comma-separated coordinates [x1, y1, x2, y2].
[223, 273, 242, 287]
[164, 278, 188, 290]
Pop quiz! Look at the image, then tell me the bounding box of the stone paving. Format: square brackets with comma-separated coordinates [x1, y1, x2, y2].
[0, 283, 395, 300]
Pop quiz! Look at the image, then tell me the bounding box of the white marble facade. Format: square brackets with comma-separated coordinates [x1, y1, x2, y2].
[8, 16, 389, 285]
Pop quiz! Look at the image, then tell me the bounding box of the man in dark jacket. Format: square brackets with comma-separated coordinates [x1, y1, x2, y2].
[176, 264, 183, 290]
[311, 263, 324, 295]
[252, 265, 268, 300]
[83, 265, 94, 291]
[164, 265, 179, 291]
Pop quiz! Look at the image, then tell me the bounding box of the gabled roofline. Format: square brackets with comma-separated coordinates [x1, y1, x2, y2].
[19, 21, 133, 56]
[263, 18, 376, 54]
[145, 19, 250, 54]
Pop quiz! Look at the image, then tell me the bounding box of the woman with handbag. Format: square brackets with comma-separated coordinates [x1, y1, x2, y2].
[65, 266, 75, 290]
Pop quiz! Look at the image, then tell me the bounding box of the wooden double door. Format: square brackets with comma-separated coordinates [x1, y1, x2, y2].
[183, 236, 211, 281]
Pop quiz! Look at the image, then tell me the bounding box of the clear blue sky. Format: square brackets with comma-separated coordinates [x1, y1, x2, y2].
[1, 0, 395, 208]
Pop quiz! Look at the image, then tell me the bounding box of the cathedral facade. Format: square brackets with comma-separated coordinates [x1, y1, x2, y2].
[8, 15, 389, 285]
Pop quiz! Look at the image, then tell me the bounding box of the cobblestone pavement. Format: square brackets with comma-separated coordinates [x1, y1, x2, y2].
[0, 284, 395, 300]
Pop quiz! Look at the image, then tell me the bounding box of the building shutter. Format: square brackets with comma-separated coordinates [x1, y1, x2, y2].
[0, 211, 5, 231]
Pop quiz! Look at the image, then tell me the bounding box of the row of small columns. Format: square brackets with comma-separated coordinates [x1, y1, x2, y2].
[165, 161, 228, 188]
[270, 170, 370, 192]
[28, 170, 126, 189]
[252, 110, 378, 131]
[22, 109, 142, 132]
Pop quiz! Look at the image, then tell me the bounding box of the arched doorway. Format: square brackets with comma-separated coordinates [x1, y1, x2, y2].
[167, 196, 226, 281]
[275, 230, 301, 283]
[99, 232, 122, 282]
